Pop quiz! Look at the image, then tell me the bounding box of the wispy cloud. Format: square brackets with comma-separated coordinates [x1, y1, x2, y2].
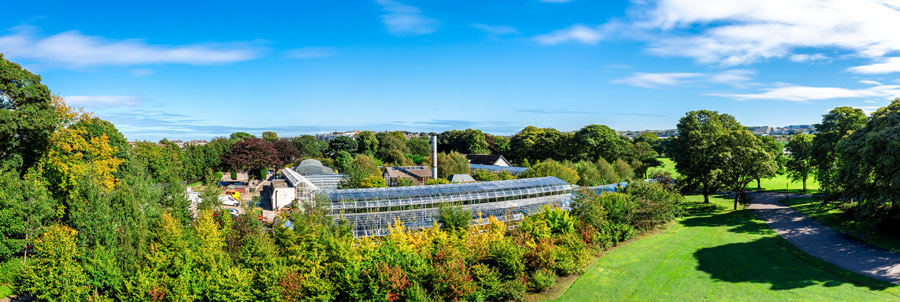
[534, 24, 605, 45]
[472, 23, 518, 36]
[284, 47, 334, 59]
[789, 53, 828, 63]
[709, 81, 900, 102]
[848, 57, 900, 74]
[614, 69, 756, 89]
[0, 26, 263, 67]
[64, 95, 143, 107]
[375, 0, 438, 36]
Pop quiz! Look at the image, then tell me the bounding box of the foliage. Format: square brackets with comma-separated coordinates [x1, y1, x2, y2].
[518, 159, 580, 184]
[671, 110, 743, 203]
[223, 138, 279, 176]
[437, 205, 471, 232]
[406, 136, 431, 157]
[613, 159, 635, 181]
[376, 132, 409, 162]
[436, 151, 470, 179]
[229, 132, 255, 140]
[395, 177, 415, 187]
[438, 129, 490, 154]
[716, 130, 777, 209]
[261, 131, 278, 142]
[571, 124, 632, 163]
[0, 170, 55, 263]
[356, 131, 379, 156]
[290, 135, 326, 158]
[19, 225, 91, 301]
[425, 178, 450, 185]
[72, 117, 129, 161]
[0, 54, 61, 173]
[472, 169, 500, 181]
[272, 139, 300, 167]
[327, 136, 358, 157]
[785, 133, 815, 193]
[340, 154, 382, 189]
[508, 126, 568, 164]
[333, 150, 353, 173]
[530, 268, 556, 292]
[360, 175, 387, 188]
[811, 107, 868, 195]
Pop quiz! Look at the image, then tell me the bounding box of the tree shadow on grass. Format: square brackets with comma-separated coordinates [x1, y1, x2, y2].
[694, 236, 896, 291]
[680, 208, 773, 236]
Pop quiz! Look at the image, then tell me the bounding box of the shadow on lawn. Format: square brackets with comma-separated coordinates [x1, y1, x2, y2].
[681, 200, 896, 291]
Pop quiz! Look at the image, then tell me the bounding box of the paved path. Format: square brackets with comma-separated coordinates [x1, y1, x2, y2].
[748, 192, 900, 284]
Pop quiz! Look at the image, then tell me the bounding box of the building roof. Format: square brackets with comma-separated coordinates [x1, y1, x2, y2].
[221, 172, 249, 183]
[466, 154, 511, 166]
[324, 176, 569, 201]
[448, 174, 476, 183]
[469, 164, 528, 175]
[384, 166, 432, 179]
[295, 159, 337, 175]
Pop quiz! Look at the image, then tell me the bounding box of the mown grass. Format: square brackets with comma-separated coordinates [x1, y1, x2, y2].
[782, 197, 900, 254]
[648, 158, 819, 193]
[553, 194, 900, 301]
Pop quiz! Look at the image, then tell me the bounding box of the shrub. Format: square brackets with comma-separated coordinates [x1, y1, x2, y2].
[360, 176, 387, 188]
[530, 268, 557, 292]
[623, 181, 684, 230]
[487, 239, 525, 279]
[518, 159, 580, 184]
[395, 177, 415, 187]
[570, 189, 609, 230]
[472, 169, 500, 181]
[497, 170, 515, 180]
[614, 159, 635, 181]
[425, 178, 450, 185]
[552, 233, 591, 276]
[437, 205, 471, 232]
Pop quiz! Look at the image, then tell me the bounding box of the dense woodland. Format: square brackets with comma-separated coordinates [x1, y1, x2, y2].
[4, 51, 900, 301]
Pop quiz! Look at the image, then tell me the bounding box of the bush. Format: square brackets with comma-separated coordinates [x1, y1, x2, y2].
[497, 170, 515, 180]
[437, 205, 471, 232]
[395, 177, 415, 187]
[614, 159, 635, 181]
[518, 159, 580, 184]
[360, 176, 387, 188]
[472, 169, 500, 181]
[552, 233, 591, 276]
[530, 268, 557, 292]
[487, 239, 525, 279]
[425, 178, 450, 185]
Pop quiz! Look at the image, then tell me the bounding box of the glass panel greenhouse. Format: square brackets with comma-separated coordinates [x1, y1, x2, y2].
[323, 177, 573, 237]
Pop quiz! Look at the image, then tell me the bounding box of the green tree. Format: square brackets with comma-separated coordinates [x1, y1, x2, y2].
[375, 132, 409, 162]
[571, 124, 631, 163]
[472, 169, 500, 181]
[132, 141, 184, 183]
[716, 130, 777, 210]
[262, 131, 278, 142]
[19, 225, 91, 301]
[436, 151, 470, 179]
[360, 175, 387, 188]
[0, 170, 55, 264]
[406, 136, 431, 157]
[518, 159, 580, 184]
[72, 117, 129, 161]
[574, 161, 603, 186]
[755, 135, 784, 189]
[613, 159, 635, 181]
[509, 126, 568, 164]
[631, 141, 660, 178]
[834, 99, 900, 212]
[785, 133, 815, 193]
[437, 205, 471, 232]
[333, 150, 353, 173]
[290, 135, 326, 158]
[671, 110, 743, 203]
[327, 136, 358, 157]
[230, 132, 256, 140]
[812, 107, 868, 195]
[356, 131, 379, 156]
[0, 54, 61, 173]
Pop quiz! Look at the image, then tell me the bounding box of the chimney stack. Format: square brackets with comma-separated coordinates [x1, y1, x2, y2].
[431, 135, 438, 179]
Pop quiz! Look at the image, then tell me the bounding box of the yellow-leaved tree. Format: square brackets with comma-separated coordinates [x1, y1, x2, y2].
[32, 96, 124, 199]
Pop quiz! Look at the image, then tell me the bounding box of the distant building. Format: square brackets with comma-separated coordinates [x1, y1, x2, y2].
[383, 166, 433, 186]
[270, 179, 296, 210]
[466, 154, 512, 167]
[315, 131, 359, 141]
[448, 174, 476, 183]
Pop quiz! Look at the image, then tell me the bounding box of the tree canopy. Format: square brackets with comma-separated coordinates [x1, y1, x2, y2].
[785, 133, 815, 193]
[0, 54, 61, 173]
[671, 110, 743, 203]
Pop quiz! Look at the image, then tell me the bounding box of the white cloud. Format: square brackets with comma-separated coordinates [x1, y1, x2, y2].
[789, 53, 828, 63]
[640, 0, 900, 66]
[0, 27, 262, 67]
[375, 0, 438, 36]
[284, 47, 334, 59]
[614, 72, 702, 88]
[710, 83, 900, 102]
[472, 23, 518, 35]
[848, 57, 900, 74]
[534, 24, 605, 45]
[614, 69, 754, 88]
[64, 95, 143, 107]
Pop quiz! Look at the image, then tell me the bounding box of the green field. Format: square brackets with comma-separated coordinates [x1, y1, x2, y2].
[554, 195, 900, 301]
[648, 158, 819, 193]
[782, 198, 900, 254]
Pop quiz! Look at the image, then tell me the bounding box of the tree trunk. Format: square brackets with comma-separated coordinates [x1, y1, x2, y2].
[703, 183, 710, 203]
[802, 177, 807, 194]
[734, 196, 739, 210]
[23, 233, 28, 265]
[757, 179, 761, 190]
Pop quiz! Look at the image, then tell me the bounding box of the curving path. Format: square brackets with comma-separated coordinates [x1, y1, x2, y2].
[748, 192, 900, 284]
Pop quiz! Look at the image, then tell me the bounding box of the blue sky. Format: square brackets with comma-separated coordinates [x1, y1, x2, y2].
[4, 0, 900, 140]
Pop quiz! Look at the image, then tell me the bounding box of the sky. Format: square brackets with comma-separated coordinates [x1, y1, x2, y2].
[3, 0, 900, 140]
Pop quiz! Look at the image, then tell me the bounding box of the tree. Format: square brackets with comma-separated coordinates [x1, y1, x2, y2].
[508, 126, 568, 164]
[0, 170, 55, 264]
[437, 205, 471, 232]
[230, 132, 256, 140]
[671, 110, 743, 203]
[0, 54, 62, 173]
[291, 135, 326, 158]
[272, 139, 300, 166]
[570, 124, 631, 163]
[223, 138, 279, 177]
[439, 129, 490, 154]
[436, 152, 470, 179]
[613, 159, 635, 181]
[72, 117, 130, 161]
[785, 133, 815, 194]
[339, 154, 381, 189]
[406, 136, 431, 157]
[19, 225, 91, 301]
[360, 175, 387, 188]
[574, 161, 603, 186]
[630, 141, 660, 178]
[834, 99, 900, 211]
[755, 135, 784, 189]
[812, 107, 868, 195]
[262, 131, 278, 142]
[327, 136, 358, 157]
[356, 131, 379, 156]
[486, 135, 510, 156]
[376, 132, 408, 162]
[132, 141, 184, 183]
[333, 151, 353, 173]
[716, 130, 777, 210]
[517, 159, 580, 184]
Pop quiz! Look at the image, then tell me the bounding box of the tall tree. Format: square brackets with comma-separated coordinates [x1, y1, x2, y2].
[835, 99, 900, 210]
[716, 130, 777, 210]
[755, 135, 784, 189]
[671, 110, 743, 203]
[375, 132, 408, 162]
[571, 124, 631, 163]
[785, 133, 815, 193]
[406, 136, 431, 157]
[327, 136, 358, 157]
[436, 151, 470, 179]
[517, 159, 580, 185]
[0, 170, 55, 264]
[223, 138, 279, 177]
[72, 117, 130, 161]
[230, 132, 256, 140]
[356, 131, 379, 156]
[811, 107, 867, 195]
[290, 135, 325, 158]
[272, 139, 300, 167]
[0, 55, 62, 173]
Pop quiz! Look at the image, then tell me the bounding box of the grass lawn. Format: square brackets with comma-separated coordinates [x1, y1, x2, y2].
[782, 197, 900, 254]
[553, 194, 900, 301]
[648, 158, 819, 193]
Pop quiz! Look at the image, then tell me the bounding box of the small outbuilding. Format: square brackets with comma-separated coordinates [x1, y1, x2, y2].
[448, 174, 476, 183]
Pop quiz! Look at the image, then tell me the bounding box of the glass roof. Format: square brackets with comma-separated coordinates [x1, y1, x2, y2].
[295, 159, 337, 175]
[324, 176, 570, 201]
[469, 164, 528, 175]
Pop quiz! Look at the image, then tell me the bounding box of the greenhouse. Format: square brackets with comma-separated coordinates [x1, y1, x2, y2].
[322, 176, 573, 237]
[292, 159, 345, 190]
[469, 163, 528, 175]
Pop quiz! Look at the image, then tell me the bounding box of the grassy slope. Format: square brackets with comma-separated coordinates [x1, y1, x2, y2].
[649, 158, 820, 193]
[782, 198, 900, 254]
[554, 195, 900, 301]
